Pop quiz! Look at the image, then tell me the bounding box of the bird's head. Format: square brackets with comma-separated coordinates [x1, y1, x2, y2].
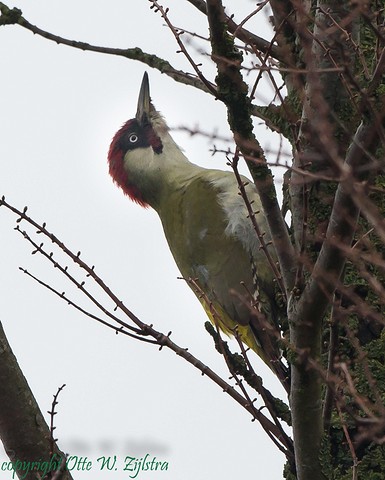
[108, 72, 169, 207]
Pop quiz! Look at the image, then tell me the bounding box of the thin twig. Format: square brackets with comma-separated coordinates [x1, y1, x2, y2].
[48, 384, 66, 456]
[230, 150, 286, 297]
[149, 0, 217, 95]
[336, 403, 359, 480]
[19, 267, 158, 344]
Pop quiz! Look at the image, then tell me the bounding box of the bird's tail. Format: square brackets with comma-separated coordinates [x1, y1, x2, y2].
[249, 255, 290, 392]
[249, 319, 290, 393]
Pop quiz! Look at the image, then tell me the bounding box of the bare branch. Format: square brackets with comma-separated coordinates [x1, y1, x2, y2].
[0, 2, 210, 93]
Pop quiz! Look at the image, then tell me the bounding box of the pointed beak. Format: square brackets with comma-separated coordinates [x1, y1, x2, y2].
[136, 72, 150, 126]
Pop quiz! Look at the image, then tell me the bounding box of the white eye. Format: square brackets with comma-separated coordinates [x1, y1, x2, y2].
[129, 133, 138, 143]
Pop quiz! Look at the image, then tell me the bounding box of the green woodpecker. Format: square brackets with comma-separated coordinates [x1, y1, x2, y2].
[108, 73, 288, 390]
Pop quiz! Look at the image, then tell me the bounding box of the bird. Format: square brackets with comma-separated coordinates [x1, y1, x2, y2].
[108, 72, 288, 390]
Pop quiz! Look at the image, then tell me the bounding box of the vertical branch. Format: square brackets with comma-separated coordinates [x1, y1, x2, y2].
[205, 0, 296, 295]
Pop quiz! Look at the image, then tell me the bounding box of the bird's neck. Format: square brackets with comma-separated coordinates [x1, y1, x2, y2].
[123, 131, 203, 210]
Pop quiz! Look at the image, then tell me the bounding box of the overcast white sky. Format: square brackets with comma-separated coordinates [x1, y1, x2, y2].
[0, 1, 289, 479]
